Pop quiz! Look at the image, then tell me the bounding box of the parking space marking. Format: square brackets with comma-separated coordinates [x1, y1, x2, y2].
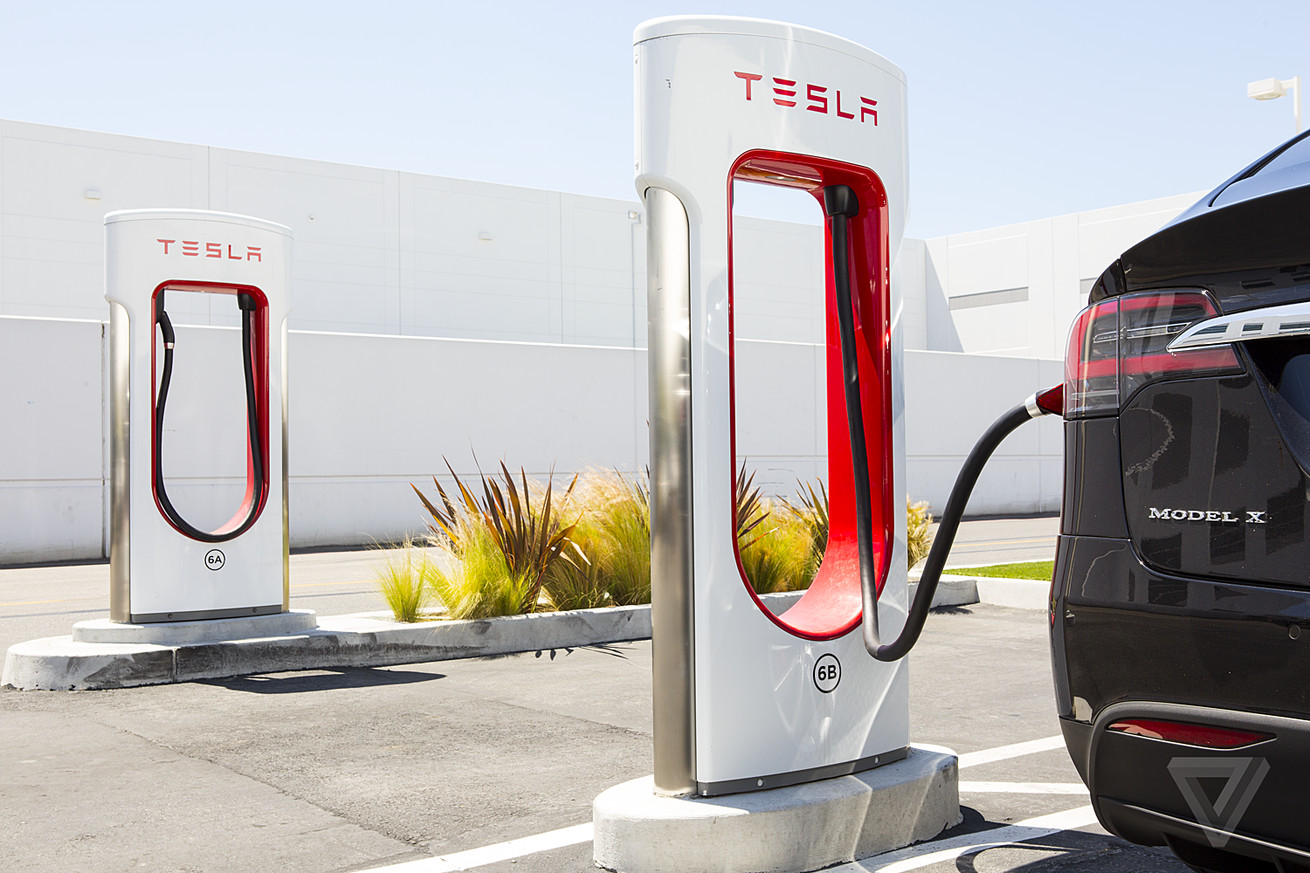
[959, 781, 1087, 794]
[848, 805, 1099, 872]
[350, 736, 1079, 872]
[358, 822, 594, 872]
[957, 735, 1064, 768]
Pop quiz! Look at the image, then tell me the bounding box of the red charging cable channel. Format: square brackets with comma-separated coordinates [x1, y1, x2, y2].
[153, 289, 267, 543]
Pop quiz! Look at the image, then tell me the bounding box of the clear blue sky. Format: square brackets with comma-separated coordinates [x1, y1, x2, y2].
[2, 1, 1307, 239]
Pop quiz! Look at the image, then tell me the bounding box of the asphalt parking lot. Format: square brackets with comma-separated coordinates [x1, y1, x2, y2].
[0, 598, 1191, 873]
[3, 515, 1164, 873]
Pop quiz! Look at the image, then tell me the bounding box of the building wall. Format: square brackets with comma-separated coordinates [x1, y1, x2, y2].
[0, 314, 1059, 563]
[2, 118, 1196, 563]
[916, 192, 1204, 358]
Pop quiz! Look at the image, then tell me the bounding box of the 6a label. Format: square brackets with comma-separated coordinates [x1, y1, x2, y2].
[205, 549, 226, 571]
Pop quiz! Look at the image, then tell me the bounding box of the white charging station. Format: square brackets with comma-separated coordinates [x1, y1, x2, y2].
[596, 20, 956, 873]
[637, 15, 910, 798]
[105, 209, 292, 624]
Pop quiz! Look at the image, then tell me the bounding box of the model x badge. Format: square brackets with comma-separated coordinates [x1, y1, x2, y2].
[1148, 507, 1267, 524]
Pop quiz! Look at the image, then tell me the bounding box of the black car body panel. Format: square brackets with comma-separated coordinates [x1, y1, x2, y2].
[1055, 130, 1310, 870]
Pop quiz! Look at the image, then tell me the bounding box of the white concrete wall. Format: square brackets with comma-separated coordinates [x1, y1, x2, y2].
[289, 331, 647, 547]
[1, 315, 1059, 563]
[904, 351, 1064, 516]
[0, 317, 107, 563]
[0, 119, 820, 350]
[5, 117, 1175, 563]
[918, 192, 1204, 358]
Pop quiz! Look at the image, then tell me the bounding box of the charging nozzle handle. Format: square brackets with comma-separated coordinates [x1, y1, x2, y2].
[156, 290, 175, 348]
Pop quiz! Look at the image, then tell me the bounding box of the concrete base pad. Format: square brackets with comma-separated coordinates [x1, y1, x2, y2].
[1, 604, 656, 691]
[72, 610, 319, 645]
[592, 745, 960, 873]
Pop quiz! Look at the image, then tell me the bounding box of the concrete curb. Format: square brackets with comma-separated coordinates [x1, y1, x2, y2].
[2, 592, 804, 692]
[912, 573, 1051, 611]
[593, 745, 960, 873]
[909, 575, 979, 608]
[1, 575, 1051, 692]
[974, 577, 1051, 610]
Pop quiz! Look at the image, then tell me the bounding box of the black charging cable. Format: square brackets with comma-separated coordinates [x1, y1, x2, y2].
[153, 289, 266, 542]
[824, 184, 1057, 662]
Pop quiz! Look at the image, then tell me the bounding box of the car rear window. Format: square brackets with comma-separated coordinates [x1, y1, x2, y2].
[1211, 134, 1310, 207]
[1253, 134, 1310, 177]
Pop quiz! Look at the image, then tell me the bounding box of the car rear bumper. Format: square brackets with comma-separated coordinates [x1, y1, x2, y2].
[1076, 702, 1310, 868]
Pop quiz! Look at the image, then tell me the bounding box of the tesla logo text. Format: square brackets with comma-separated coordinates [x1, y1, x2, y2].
[1147, 507, 1267, 524]
[734, 71, 877, 124]
[157, 239, 262, 261]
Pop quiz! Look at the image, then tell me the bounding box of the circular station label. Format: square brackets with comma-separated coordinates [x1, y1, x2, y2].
[204, 549, 226, 571]
[813, 653, 841, 693]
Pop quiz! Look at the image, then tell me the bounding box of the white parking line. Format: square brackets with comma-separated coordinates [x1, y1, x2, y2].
[957, 735, 1065, 768]
[849, 805, 1099, 872]
[959, 781, 1087, 794]
[355, 734, 1078, 872]
[359, 823, 594, 872]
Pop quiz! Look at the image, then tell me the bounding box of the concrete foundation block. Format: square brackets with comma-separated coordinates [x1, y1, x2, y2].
[592, 745, 960, 873]
[72, 610, 318, 645]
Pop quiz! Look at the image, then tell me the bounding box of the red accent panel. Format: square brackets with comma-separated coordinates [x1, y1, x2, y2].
[728, 150, 894, 640]
[1107, 719, 1273, 749]
[149, 280, 271, 541]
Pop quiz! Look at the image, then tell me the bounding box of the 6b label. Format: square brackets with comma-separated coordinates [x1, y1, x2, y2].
[813, 653, 841, 693]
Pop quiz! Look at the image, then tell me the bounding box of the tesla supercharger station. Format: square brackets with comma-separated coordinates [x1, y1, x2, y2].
[637, 17, 910, 797]
[105, 209, 291, 624]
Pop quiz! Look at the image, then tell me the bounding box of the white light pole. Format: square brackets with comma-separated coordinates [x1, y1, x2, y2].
[1248, 76, 1302, 134]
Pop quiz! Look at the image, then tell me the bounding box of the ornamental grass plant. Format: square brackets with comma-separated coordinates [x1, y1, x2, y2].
[545, 470, 651, 608]
[374, 540, 431, 622]
[907, 498, 934, 568]
[736, 467, 821, 594]
[420, 517, 536, 620]
[413, 459, 580, 615]
[403, 459, 934, 619]
[737, 509, 821, 594]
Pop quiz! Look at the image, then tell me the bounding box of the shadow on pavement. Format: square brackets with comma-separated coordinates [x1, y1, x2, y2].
[202, 666, 445, 694]
[954, 831, 1187, 872]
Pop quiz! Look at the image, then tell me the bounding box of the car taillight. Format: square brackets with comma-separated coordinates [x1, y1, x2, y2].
[1107, 719, 1272, 749]
[1064, 290, 1242, 418]
[1065, 299, 1120, 417]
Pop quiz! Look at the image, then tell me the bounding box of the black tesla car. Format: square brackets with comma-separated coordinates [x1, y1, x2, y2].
[1054, 130, 1310, 872]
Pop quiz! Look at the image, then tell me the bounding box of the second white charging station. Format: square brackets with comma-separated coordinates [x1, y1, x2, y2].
[105, 209, 292, 624]
[637, 16, 910, 797]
